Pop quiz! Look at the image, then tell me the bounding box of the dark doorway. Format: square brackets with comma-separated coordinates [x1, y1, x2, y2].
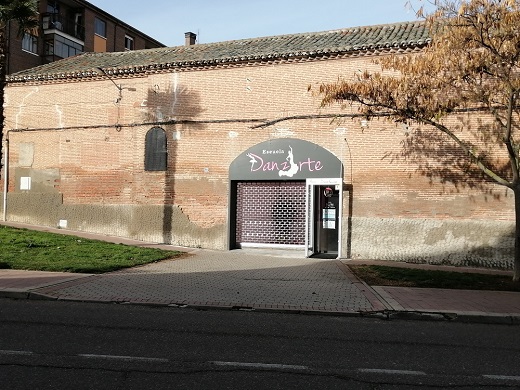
[311, 185, 339, 258]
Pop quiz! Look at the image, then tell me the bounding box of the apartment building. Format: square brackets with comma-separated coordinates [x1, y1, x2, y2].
[5, 0, 165, 75]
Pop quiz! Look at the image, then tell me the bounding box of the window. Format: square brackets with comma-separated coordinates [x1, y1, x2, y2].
[74, 13, 85, 40]
[47, 0, 59, 13]
[124, 35, 134, 50]
[94, 17, 106, 37]
[22, 33, 38, 54]
[145, 128, 167, 171]
[45, 35, 83, 59]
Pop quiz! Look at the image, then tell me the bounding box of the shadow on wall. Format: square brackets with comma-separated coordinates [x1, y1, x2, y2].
[4, 191, 514, 268]
[343, 184, 354, 259]
[349, 217, 515, 270]
[144, 84, 206, 244]
[384, 117, 509, 197]
[396, 231, 515, 270]
[145, 84, 205, 131]
[364, 116, 515, 269]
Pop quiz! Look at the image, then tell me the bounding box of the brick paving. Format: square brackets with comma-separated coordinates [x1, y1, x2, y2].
[374, 286, 520, 315]
[1, 222, 520, 323]
[31, 250, 378, 313]
[0, 270, 91, 296]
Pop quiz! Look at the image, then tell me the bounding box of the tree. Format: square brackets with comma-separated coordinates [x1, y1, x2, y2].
[317, 0, 520, 281]
[0, 0, 38, 170]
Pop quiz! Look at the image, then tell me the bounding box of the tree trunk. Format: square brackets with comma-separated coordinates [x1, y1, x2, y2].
[514, 186, 520, 282]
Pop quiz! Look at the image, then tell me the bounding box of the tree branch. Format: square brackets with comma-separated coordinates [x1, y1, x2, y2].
[421, 117, 512, 188]
[250, 112, 391, 129]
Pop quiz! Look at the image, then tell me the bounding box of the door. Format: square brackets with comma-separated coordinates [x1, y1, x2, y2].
[305, 179, 342, 258]
[315, 185, 339, 257]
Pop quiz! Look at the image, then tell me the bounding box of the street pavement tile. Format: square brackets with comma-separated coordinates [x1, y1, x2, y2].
[33, 251, 376, 313]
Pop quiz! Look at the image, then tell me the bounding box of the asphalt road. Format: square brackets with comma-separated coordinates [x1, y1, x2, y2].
[1, 299, 519, 389]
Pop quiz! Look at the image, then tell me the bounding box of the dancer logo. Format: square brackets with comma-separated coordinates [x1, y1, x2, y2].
[247, 146, 322, 178]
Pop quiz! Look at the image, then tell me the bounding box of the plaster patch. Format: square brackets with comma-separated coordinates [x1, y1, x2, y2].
[18, 143, 34, 167]
[55, 104, 64, 128]
[15, 87, 39, 129]
[171, 72, 179, 113]
[272, 128, 294, 137]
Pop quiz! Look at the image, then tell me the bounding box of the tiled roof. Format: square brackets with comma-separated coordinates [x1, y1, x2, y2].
[8, 21, 430, 83]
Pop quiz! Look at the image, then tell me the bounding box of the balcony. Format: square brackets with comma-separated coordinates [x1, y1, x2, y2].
[42, 12, 85, 42]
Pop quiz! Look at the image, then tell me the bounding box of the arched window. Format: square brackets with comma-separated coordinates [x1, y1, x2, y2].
[145, 127, 167, 171]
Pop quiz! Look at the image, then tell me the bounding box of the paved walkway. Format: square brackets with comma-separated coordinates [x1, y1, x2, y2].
[1, 222, 519, 324]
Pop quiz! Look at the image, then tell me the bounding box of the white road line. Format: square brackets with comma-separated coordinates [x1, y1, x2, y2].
[211, 361, 309, 370]
[0, 350, 34, 356]
[78, 354, 169, 363]
[483, 375, 520, 381]
[359, 368, 426, 376]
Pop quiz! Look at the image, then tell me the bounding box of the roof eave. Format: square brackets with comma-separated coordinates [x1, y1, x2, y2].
[6, 40, 430, 84]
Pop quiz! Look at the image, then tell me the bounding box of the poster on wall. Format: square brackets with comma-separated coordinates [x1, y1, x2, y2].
[323, 208, 336, 229]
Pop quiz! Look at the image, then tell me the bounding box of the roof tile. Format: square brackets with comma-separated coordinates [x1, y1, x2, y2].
[8, 21, 430, 82]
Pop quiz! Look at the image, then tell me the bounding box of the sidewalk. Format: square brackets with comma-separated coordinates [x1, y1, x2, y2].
[1, 222, 519, 324]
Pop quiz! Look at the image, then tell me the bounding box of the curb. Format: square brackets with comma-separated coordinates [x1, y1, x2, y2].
[0, 291, 30, 300]
[364, 310, 520, 325]
[336, 261, 393, 311]
[11, 291, 519, 325]
[450, 313, 520, 325]
[27, 292, 58, 301]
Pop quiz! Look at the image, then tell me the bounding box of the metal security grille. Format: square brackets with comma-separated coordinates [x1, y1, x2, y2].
[306, 182, 314, 255]
[236, 181, 306, 246]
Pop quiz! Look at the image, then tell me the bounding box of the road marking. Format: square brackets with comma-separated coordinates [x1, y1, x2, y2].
[211, 361, 309, 370]
[0, 350, 34, 356]
[359, 368, 426, 376]
[483, 375, 520, 381]
[78, 354, 169, 363]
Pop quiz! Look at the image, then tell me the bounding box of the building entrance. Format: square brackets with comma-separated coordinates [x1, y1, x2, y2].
[305, 180, 342, 258]
[229, 138, 344, 258]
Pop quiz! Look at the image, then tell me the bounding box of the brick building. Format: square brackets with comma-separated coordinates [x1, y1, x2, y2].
[2, 21, 515, 268]
[5, 0, 164, 75]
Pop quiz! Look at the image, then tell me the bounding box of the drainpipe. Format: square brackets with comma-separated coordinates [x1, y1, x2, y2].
[6, 21, 11, 74]
[2, 132, 9, 221]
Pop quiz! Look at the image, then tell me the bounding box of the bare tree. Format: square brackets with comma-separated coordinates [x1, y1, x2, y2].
[318, 0, 520, 280]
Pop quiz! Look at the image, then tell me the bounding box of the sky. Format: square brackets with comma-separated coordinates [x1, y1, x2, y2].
[86, 0, 436, 47]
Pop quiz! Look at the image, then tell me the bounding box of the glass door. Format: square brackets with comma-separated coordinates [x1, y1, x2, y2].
[305, 179, 342, 258]
[315, 185, 339, 257]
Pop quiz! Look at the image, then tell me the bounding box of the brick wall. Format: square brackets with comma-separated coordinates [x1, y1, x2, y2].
[2, 50, 515, 266]
[6, 21, 42, 75]
[5, 57, 514, 223]
[83, 8, 160, 52]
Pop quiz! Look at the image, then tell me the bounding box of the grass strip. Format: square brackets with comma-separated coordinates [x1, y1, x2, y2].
[0, 226, 181, 273]
[349, 265, 520, 292]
